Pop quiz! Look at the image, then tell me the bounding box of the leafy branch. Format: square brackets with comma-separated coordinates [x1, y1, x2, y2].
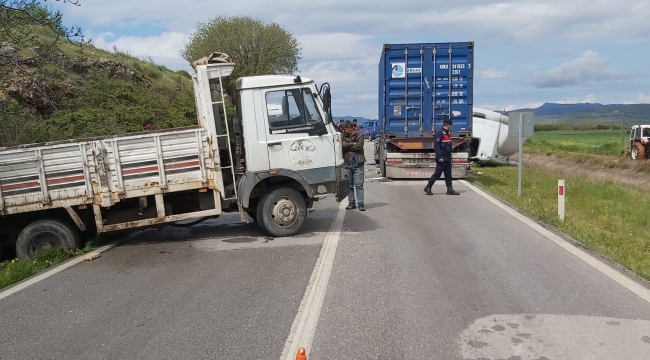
[0, 0, 88, 114]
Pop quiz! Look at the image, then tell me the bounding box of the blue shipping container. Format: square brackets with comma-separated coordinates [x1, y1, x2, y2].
[378, 42, 474, 138]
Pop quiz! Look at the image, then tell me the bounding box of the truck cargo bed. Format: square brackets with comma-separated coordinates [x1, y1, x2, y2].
[0, 126, 218, 216]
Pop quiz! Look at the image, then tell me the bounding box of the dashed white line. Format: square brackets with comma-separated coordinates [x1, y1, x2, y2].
[460, 179, 650, 304]
[280, 200, 347, 359]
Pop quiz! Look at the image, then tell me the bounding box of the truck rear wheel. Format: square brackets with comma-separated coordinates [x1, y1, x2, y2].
[256, 187, 307, 238]
[15, 219, 81, 260]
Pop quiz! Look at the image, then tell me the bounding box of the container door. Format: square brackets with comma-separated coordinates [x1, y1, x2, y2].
[432, 43, 473, 136]
[383, 45, 432, 138]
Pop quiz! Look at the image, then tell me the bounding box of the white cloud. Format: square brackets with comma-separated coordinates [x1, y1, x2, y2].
[624, 93, 650, 104]
[297, 33, 375, 62]
[55, 1, 650, 43]
[532, 51, 631, 88]
[300, 61, 371, 85]
[479, 68, 507, 80]
[89, 31, 190, 71]
[583, 94, 597, 103]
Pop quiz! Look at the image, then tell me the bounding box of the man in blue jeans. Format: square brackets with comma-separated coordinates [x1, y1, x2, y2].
[341, 120, 365, 211]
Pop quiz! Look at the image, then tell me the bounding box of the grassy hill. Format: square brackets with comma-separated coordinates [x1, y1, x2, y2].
[0, 26, 197, 148]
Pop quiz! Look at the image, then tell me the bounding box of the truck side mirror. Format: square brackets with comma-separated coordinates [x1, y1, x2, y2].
[319, 83, 332, 124]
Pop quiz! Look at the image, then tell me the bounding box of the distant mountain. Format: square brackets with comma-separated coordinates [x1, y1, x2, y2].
[504, 103, 650, 124]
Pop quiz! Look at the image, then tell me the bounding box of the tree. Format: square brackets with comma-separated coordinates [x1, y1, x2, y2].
[0, 0, 87, 145]
[181, 15, 302, 97]
[0, 0, 86, 80]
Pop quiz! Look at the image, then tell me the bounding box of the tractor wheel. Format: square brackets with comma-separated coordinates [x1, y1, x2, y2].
[634, 142, 646, 161]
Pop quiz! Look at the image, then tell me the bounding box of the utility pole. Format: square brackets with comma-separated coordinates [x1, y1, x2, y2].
[621, 110, 625, 148]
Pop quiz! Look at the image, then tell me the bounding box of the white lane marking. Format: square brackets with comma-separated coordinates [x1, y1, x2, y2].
[460, 180, 650, 304]
[280, 200, 346, 359]
[0, 240, 122, 301]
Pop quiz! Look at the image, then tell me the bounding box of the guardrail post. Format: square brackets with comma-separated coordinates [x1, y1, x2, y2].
[558, 179, 565, 221]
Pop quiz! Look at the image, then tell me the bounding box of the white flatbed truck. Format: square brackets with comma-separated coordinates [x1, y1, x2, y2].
[0, 54, 349, 259]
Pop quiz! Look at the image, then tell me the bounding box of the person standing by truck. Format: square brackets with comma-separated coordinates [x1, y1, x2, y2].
[342, 120, 366, 211]
[424, 119, 460, 196]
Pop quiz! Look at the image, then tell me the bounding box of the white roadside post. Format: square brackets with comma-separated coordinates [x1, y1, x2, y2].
[558, 179, 565, 221]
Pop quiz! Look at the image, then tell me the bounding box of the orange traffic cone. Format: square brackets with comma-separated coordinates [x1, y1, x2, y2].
[296, 347, 307, 360]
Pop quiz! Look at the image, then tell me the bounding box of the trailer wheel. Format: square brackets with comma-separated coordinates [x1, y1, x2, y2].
[256, 187, 307, 237]
[15, 219, 81, 260]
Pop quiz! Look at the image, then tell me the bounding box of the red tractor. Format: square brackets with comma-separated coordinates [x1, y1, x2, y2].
[621, 125, 650, 160]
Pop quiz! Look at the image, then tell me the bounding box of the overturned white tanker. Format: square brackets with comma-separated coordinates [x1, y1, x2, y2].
[471, 108, 531, 165]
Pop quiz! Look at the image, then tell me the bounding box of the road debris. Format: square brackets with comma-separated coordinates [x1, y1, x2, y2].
[84, 254, 100, 261]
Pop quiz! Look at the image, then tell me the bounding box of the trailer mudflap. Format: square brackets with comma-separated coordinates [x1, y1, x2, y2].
[336, 178, 350, 202]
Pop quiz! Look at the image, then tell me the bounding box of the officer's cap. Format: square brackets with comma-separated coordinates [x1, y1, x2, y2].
[443, 118, 453, 125]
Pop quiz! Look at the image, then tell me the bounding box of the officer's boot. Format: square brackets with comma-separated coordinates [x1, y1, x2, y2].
[446, 186, 460, 195]
[423, 184, 433, 195]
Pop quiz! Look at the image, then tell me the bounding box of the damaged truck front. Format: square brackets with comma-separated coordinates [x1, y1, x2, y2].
[0, 54, 348, 259]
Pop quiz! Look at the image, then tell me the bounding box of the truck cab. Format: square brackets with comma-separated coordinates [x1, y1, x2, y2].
[191, 61, 350, 237]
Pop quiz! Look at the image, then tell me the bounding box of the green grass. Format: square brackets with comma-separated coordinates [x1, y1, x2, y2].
[468, 165, 650, 281]
[0, 234, 113, 290]
[525, 130, 627, 157]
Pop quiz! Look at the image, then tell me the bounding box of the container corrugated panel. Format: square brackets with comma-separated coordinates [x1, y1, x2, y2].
[378, 42, 474, 138]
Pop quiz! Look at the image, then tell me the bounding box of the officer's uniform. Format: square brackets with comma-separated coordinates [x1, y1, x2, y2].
[424, 119, 460, 196]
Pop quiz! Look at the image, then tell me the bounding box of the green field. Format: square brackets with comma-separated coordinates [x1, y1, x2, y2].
[525, 130, 627, 156]
[468, 165, 650, 281]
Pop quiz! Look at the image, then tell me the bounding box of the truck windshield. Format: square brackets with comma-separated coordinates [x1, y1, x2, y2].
[265, 88, 323, 129]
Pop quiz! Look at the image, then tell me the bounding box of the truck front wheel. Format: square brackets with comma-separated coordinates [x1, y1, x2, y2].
[15, 219, 81, 260]
[256, 187, 307, 237]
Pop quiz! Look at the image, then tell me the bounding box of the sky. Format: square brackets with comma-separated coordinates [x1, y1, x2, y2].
[50, 0, 650, 119]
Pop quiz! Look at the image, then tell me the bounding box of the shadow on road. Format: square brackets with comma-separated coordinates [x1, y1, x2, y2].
[342, 208, 383, 232]
[117, 206, 341, 247]
[362, 202, 389, 209]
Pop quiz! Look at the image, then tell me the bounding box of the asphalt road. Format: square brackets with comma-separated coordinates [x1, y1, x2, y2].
[1, 141, 650, 360]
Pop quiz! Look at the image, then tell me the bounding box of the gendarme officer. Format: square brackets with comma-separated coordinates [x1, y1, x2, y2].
[423, 118, 460, 196]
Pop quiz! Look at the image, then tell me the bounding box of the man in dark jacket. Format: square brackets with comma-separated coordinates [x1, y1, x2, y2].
[342, 120, 366, 211]
[424, 118, 460, 196]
